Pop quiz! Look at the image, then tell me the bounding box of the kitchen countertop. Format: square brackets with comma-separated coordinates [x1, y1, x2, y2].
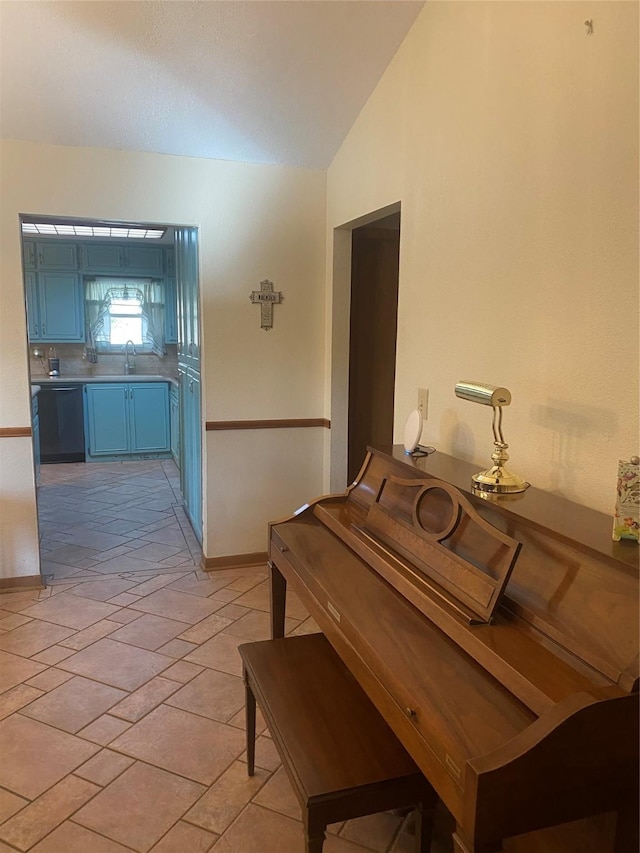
[32, 375, 178, 387]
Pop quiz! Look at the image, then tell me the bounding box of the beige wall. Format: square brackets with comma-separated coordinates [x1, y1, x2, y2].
[327, 1, 639, 514]
[0, 140, 326, 577]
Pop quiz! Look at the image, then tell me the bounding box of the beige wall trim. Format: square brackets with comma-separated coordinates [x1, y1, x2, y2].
[0, 427, 31, 438]
[206, 418, 330, 431]
[202, 551, 268, 571]
[0, 574, 44, 592]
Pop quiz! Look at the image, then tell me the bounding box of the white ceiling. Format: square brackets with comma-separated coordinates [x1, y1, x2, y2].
[0, 1, 424, 170]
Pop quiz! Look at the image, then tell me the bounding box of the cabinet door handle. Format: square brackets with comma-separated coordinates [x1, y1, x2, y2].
[41, 324, 46, 335]
[189, 380, 194, 392]
[38, 251, 43, 265]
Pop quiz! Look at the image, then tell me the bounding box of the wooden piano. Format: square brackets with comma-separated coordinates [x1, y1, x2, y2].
[268, 446, 639, 853]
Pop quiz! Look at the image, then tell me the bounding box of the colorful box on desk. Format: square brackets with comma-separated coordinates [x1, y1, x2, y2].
[613, 457, 639, 542]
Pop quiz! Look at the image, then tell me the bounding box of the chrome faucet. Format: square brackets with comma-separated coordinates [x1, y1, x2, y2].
[124, 340, 137, 375]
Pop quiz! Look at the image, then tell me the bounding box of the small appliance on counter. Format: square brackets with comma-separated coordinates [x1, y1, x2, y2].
[47, 347, 60, 377]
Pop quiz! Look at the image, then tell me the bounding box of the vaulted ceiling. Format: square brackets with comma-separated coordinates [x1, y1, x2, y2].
[0, 1, 424, 169]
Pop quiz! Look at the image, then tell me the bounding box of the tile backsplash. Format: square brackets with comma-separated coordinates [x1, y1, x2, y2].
[30, 343, 178, 379]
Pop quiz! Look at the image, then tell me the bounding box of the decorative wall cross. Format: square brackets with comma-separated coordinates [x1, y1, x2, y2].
[249, 279, 283, 331]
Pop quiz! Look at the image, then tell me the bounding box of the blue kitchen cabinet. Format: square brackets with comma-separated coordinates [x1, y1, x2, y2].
[27, 272, 84, 342]
[32, 393, 40, 483]
[23, 241, 36, 270]
[125, 246, 163, 275]
[81, 243, 163, 276]
[129, 383, 170, 453]
[164, 278, 177, 344]
[85, 384, 130, 456]
[36, 242, 78, 270]
[179, 365, 201, 543]
[170, 383, 180, 467]
[82, 244, 124, 273]
[85, 382, 170, 460]
[24, 272, 39, 339]
[175, 227, 200, 369]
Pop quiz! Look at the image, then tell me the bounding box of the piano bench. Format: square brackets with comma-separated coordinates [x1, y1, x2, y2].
[239, 632, 437, 853]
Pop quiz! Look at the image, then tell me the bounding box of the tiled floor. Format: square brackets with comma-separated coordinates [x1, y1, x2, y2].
[0, 460, 452, 853]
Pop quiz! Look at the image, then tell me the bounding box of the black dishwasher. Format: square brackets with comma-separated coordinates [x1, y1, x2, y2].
[38, 385, 85, 463]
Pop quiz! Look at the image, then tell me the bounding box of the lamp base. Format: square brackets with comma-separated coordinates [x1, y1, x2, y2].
[472, 465, 529, 495]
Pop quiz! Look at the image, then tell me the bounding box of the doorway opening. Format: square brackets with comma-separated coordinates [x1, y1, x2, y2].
[20, 213, 203, 581]
[347, 212, 401, 483]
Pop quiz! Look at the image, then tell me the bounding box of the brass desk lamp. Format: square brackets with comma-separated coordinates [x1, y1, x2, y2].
[454, 381, 529, 495]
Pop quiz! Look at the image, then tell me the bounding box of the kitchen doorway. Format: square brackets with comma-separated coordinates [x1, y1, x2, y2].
[20, 214, 203, 580]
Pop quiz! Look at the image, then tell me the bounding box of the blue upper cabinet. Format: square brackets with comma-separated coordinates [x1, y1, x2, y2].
[24, 272, 39, 339]
[164, 278, 177, 344]
[28, 272, 84, 342]
[81, 244, 163, 276]
[175, 227, 200, 370]
[82, 244, 125, 273]
[125, 246, 163, 275]
[23, 241, 36, 270]
[37, 242, 78, 270]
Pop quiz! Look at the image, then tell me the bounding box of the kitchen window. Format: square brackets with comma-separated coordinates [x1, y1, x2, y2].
[85, 278, 165, 356]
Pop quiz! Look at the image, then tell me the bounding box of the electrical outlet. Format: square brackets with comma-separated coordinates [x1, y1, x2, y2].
[417, 388, 428, 420]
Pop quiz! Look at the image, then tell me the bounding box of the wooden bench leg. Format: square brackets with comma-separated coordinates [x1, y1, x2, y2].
[413, 802, 435, 853]
[304, 812, 326, 853]
[243, 667, 256, 777]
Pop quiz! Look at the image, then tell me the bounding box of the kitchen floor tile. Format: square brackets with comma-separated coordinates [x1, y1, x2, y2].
[0, 622, 76, 659]
[148, 821, 217, 853]
[19, 593, 120, 630]
[66, 578, 138, 601]
[253, 765, 302, 821]
[184, 760, 269, 835]
[25, 667, 75, 692]
[129, 588, 224, 624]
[74, 761, 205, 852]
[183, 631, 245, 676]
[77, 713, 133, 746]
[0, 774, 100, 851]
[29, 820, 135, 852]
[0, 714, 99, 798]
[57, 619, 120, 650]
[75, 749, 135, 786]
[110, 704, 246, 785]
[19, 675, 127, 733]
[165, 668, 245, 723]
[0, 789, 29, 824]
[109, 676, 181, 723]
[58, 639, 172, 690]
[107, 613, 186, 651]
[0, 650, 46, 692]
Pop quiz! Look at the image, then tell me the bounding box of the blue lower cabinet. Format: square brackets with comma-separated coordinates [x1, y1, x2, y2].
[179, 365, 201, 544]
[85, 382, 170, 460]
[85, 384, 129, 456]
[129, 384, 170, 453]
[32, 394, 40, 483]
[170, 385, 180, 466]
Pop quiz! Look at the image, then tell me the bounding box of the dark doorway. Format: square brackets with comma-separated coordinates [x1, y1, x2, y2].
[347, 212, 400, 483]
